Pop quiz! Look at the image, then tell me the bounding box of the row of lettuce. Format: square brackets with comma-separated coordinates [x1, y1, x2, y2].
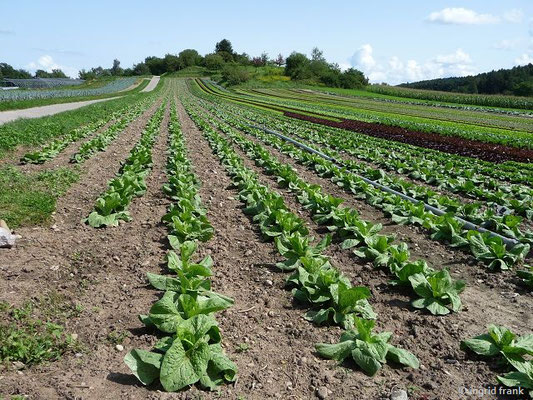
[189, 84, 532, 285]
[124, 100, 238, 390]
[178, 83, 532, 395]
[197, 79, 533, 150]
[244, 88, 533, 133]
[179, 90, 422, 378]
[20, 94, 158, 164]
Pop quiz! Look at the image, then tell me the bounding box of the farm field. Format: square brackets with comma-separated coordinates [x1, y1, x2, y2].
[0, 76, 532, 400]
[0, 77, 151, 112]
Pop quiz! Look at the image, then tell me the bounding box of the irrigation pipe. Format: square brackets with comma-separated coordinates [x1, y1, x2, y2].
[249, 124, 521, 248]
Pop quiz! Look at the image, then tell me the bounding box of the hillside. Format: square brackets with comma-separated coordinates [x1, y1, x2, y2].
[399, 63, 533, 96]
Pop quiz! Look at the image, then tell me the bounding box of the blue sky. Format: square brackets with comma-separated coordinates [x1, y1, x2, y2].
[0, 0, 531, 84]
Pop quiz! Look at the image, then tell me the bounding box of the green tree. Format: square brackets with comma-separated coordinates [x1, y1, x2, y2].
[35, 69, 68, 78]
[311, 47, 325, 62]
[234, 52, 252, 65]
[215, 39, 234, 55]
[178, 49, 200, 68]
[222, 64, 250, 85]
[285, 52, 311, 80]
[144, 56, 166, 75]
[0, 63, 32, 79]
[340, 68, 368, 89]
[111, 59, 123, 76]
[204, 53, 225, 70]
[133, 62, 150, 75]
[164, 53, 181, 72]
[512, 80, 533, 96]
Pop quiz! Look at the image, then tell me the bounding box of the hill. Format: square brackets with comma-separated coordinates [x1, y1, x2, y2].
[399, 63, 533, 97]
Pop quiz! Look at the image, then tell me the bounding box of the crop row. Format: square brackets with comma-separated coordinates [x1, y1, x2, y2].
[0, 77, 138, 101]
[190, 88, 531, 273]
[192, 80, 533, 186]
[185, 92, 467, 316]
[181, 84, 533, 393]
[367, 84, 533, 111]
[197, 80, 532, 149]
[20, 95, 156, 164]
[71, 96, 158, 164]
[244, 88, 533, 133]
[124, 99, 237, 391]
[179, 89, 421, 376]
[195, 95, 533, 241]
[84, 100, 166, 227]
[240, 110, 533, 214]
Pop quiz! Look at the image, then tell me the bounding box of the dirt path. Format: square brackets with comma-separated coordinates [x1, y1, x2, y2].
[0, 98, 121, 126]
[141, 76, 160, 93]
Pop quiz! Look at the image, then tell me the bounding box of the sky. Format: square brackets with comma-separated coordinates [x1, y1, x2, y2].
[0, 0, 532, 84]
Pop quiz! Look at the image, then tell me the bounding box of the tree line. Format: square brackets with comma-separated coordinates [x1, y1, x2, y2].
[400, 64, 533, 97]
[1, 39, 368, 89]
[0, 63, 67, 80]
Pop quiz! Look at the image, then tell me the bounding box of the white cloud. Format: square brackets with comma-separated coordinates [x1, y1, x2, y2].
[434, 48, 471, 65]
[515, 53, 533, 66]
[350, 44, 376, 70]
[427, 8, 499, 25]
[348, 46, 477, 84]
[492, 39, 520, 50]
[26, 55, 78, 78]
[503, 9, 523, 23]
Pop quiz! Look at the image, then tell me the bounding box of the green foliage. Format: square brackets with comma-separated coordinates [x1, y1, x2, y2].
[0, 301, 75, 366]
[0, 166, 79, 228]
[125, 314, 237, 391]
[468, 232, 530, 271]
[0, 62, 32, 79]
[400, 63, 533, 99]
[85, 102, 165, 227]
[204, 54, 225, 70]
[215, 39, 234, 57]
[285, 52, 312, 80]
[316, 318, 419, 376]
[497, 358, 533, 397]
[462, 325, 533, 359]
[409, 269, 465, 315]
[221, 64, 250, 85]
[462, 325, 533, 397]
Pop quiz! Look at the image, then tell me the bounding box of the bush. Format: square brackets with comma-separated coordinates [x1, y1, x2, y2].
[222, 64, 250, 85]
[341, 68, 368, 89]
[205, 54, 225, 70]
[285, 52, 312, 80]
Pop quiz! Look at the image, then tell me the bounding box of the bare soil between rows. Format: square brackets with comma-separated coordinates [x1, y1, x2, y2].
[284, 112, 533, 164]
[186, 99, 532, 400]
[0, 87, 531, 400]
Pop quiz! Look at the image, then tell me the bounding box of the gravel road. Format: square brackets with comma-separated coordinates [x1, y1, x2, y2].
[141, 76, 160, 92]
[0, 97, 117, 125]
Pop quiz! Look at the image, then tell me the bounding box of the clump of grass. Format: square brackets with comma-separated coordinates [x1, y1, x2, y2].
[0, 166, 79, 228]
[0, 299, 77, 366]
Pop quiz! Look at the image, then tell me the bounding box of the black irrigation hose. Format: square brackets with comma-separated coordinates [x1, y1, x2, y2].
[249, 124, 521, 249]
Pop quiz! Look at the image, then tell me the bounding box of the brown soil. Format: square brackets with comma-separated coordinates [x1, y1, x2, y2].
[0, 88, 530, 400]
[284, 112, 533, 164]
[178, 101, 532, 400]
